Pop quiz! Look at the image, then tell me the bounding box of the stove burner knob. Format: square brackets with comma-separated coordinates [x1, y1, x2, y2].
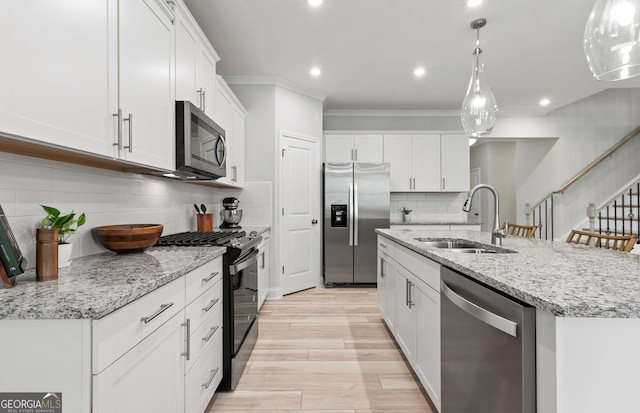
[230, 238, 241, 247]
[249, 231, 258, 238]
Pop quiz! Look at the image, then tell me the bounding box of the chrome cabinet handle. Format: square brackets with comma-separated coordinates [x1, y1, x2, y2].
[202, 90, 206, 112]
[140, 302, 174, 324]
[123, 113, 133, 153]
[112, 109, 122, 150]
[197, 88, 203, 109]
[379, 257, 385, 278]
[203, 298, 219, 312]
[312, 219, 318, 224]
[408, 280, 414, 309]
[441, 280, 518, 337]
[232, 165, 237, 182]
[202, 325, 220, 343]
[354, 148, 358, 160]
[405, 279, 409, 306]
[202, 271, 219, 282]
[181, 318, 191, 360]
[202, 368, 220, 389]
[379, 243, 387, 249]
[443, 177, 446, 190]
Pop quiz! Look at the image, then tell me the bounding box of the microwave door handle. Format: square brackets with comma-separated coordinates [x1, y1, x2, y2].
[217, 136, 227, 167]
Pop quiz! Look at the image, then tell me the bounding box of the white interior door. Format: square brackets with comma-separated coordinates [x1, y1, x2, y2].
[280, 133, 320, 295]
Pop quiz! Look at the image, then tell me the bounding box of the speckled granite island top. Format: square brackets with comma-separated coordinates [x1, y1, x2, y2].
[377, 228, 640, 318]
[0, 246, 225, 320]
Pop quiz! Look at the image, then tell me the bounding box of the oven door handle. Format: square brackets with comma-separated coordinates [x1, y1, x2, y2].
[230, 249, 260, 275]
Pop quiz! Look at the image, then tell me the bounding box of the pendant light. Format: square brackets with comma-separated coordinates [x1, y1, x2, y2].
[584, 0, 640, 81]
[461, 18, 498, 138]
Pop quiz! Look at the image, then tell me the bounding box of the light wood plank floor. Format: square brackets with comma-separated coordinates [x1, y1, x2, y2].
[206, 288, 434, 413]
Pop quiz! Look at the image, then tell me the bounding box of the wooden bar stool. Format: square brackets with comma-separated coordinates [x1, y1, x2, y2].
[565, 229, 637, 252]
[507, 223, 537, 238]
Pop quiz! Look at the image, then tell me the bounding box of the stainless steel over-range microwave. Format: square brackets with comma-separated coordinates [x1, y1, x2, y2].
[175, 100, 226, 180]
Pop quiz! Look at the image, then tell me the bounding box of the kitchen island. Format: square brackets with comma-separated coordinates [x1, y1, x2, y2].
[377, 227, 640, 413]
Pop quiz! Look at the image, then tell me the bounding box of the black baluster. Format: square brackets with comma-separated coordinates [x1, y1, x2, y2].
[622, 195, 626, 236]
[614, 200, 618, 236]
[544, 200, 548, 240]
[606, 206, 611, 235]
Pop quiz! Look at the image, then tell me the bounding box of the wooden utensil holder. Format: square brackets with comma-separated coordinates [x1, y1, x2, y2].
[197, 214, 213, 232]
[36, 228, 58, 281]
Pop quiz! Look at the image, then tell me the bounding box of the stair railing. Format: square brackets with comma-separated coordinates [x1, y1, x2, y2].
[595, 178, 640, 240]
[525, 125, 640, 240]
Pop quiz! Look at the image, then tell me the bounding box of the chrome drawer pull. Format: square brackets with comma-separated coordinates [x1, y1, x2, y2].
[140, 302, 174, 324]
[181, 319, 191, 360]
[203, 298, 219, 312]
[202, 271, 219, 282]
[202, 325, 220, 343]
[202, 367, 220, 389]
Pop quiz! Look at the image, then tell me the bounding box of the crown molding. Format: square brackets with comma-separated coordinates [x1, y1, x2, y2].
[223, 76, 327, 102]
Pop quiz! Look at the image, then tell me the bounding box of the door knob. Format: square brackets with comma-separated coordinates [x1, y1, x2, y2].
[312, 219, 318, 224]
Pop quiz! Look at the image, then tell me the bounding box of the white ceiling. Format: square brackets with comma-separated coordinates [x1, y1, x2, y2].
[184, 0, 640, 115]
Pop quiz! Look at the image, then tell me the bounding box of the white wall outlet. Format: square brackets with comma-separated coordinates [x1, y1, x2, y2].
[448, 206, 459, 213]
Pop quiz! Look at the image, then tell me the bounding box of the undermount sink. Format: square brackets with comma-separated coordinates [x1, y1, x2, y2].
[414, 238, 516, 254]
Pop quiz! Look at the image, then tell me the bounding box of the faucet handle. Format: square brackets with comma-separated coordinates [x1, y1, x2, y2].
[502, 220, 509, 237]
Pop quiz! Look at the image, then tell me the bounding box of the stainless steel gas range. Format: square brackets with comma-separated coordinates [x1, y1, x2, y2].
[156, 230, 262, 391]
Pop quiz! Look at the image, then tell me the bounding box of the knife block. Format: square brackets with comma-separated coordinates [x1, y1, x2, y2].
[197, 214, 213, 232]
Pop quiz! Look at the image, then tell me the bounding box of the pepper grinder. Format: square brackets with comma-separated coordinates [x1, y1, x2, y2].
[36, 227, 58, 281]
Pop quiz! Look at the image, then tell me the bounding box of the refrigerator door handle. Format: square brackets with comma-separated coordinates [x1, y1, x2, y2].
[348, 183, 354, 246]
[354, 182, 359, 246]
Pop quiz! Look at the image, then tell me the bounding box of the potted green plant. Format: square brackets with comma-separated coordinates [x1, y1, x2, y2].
[402, 207, 412, 223]
[41, 205, 86, 268]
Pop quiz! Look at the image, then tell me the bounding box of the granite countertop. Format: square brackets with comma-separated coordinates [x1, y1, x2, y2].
[0, 246, 225, 320]
[377, 228, 640, 318]
[390, 221, 481, 226]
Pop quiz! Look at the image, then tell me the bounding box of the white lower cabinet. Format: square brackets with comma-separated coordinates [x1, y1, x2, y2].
[93, 312, 186, 413]
[377, 235, 441, 412]
[258, 231, 271, 310]
[92, 257, 223, 413]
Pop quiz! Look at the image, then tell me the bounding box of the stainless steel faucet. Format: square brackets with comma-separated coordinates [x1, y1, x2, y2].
[462, 184, 508, 245]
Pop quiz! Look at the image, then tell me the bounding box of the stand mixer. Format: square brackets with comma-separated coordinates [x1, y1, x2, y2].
[219, 197, 242, 229]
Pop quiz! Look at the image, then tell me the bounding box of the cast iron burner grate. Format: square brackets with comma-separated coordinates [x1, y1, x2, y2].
[156, 230, 245, 246]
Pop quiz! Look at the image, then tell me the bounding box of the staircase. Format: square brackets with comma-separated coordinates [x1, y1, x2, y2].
[525, 126, 640, 242]
[589, 178, 640, 239]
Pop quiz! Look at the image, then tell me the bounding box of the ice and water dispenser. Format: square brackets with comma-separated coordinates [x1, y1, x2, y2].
[330, 204, 348, 227]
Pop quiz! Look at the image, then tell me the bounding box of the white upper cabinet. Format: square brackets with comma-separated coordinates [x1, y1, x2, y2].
[0, 0, 176, 171]
[383, 134, 470, 192]
[214, 76, 246, 188]
[325, 134, 383, 162]
[174, 1, 219, 120]
[115, 0, 175, 170]
[0, 0, 112, 155]
[440, 134, 470, 192]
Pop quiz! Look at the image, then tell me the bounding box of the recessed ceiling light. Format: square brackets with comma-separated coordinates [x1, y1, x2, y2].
[465, 0, 484, 7]
[310, 67, 322, 77]
[308, 0, 323, 6]
[540, 98, 551, 106]
[414, 67, 426, 77]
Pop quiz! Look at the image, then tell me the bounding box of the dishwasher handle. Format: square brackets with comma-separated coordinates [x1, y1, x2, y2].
[441, 280, 518, 337]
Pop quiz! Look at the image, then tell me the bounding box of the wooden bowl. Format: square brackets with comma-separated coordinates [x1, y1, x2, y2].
[93, 224, 163, 253]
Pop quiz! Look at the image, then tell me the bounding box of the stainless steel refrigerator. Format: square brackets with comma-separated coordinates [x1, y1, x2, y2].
[323, 163, 390, 285]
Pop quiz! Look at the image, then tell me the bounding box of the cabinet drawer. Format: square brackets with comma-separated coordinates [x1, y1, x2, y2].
[185, 328, 223, 413]
[186, 304, 222, 374]
[92, 277, 185, 374]
[185, 257, 223, 305]
[395, 245, 440, 292]
[186, 277, 222, 334]
[378, 236, 396, 258]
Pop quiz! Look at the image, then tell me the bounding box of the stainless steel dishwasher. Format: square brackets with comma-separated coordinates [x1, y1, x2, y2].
[441, 267, 535, 413]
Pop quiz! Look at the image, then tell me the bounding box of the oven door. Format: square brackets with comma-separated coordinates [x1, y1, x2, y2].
[230, 249, 259, 355]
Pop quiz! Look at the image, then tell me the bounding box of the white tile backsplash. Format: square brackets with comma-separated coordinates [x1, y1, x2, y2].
[0, 153, 272, 269]
[390, 192, 468, 222]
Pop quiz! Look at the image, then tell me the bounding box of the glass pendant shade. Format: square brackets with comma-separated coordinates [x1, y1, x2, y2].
[461, 48, 498, 137]
[584, 0, 640, 81]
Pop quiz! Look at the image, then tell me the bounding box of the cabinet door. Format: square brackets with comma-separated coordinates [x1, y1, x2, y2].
[214, 77, 234, 185]
[412, 135, 441, 191]
[354, 135, 383, 162]
[384, 255, 396, 332]
[441, 134, 470, 192]
[258, 238, 270, 310]
[325, 135, 354, 162]
[377, 250, 389, 319]
[383, 135, 412, 191]
[93, 313, 185, 413]
[174, 9, 198, 106]
[118, 0, 175, 170]
[414, 280, 441, 412]
[0, 0, 112, 155]
[196, 48, 216, 119]
[231, 105, 246, 186]
[394, 266, 415, 362]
